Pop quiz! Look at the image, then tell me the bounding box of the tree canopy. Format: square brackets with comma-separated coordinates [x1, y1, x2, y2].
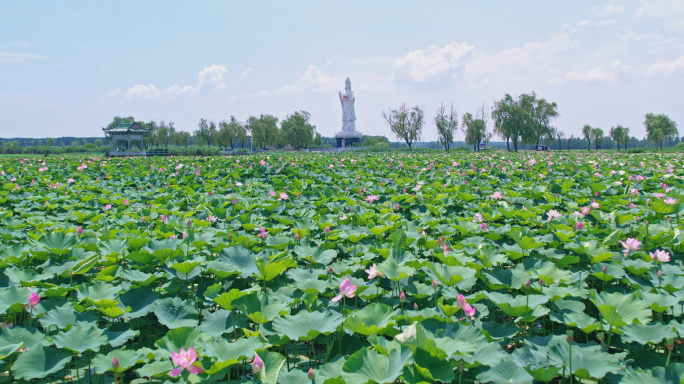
[382, 103, 424, 148]
[434, 103, 458, 151]
[280, 111, 316, 149]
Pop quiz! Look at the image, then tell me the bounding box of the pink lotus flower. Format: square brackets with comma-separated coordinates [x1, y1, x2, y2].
[650, 249, 671, 263]
[270, 191, 276, 197]
[473, 213, 483, 222]
[546, 210, 562, 221]
[123, 199, 128, 205]
[456, 294, 466, 309]
[257, 227, 268, 239]
[332, 278, 357, 302]
[620, 238, 641, 253]
[581, 206, 591, 216]
[76, 227, 83, 235]
[170, 347, 204, 377]
[169, 235, 177, 239]
[280, 192, 288, 200]
[491, 191, 503, 200]
[591, 200, 600, 209]
[182, 232, 188, 240]
[252, 354, 264, 374]
[399, 291, 406, 303]
[481, 223, 488, 231]
[259, 159, 266, 166]
[463, 302, 476, 317]
[175, 163, 183, 170]
[324, 226, 330, 234]
[664, 197, 676, 205]
[28, 293, 40, 307]
[654, 193, 665, 199]
[365, 263, 385, 279]
[432, 279, 438, 289]
[574, 222, 584, 231]
[366, 195, 379, 203]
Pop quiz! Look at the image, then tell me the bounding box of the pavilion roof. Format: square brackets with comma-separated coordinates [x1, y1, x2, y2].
[102, 122, 150, 134]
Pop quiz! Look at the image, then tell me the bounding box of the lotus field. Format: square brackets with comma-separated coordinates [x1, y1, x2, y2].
[2, 152, 684, 384]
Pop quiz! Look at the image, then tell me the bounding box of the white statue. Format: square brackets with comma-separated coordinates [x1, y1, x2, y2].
[339, 78, 357, 132]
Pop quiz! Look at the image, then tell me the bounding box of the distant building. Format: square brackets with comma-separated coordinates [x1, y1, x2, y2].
[102, 123, 150, 156]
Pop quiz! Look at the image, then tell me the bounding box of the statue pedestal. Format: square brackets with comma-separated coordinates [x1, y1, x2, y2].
[336, 137, 361, 148]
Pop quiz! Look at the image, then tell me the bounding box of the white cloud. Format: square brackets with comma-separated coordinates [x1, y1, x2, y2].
[238, 67, 251, 83]
[393, 42, 474, 82]
[0, 52, 46, 64]
[577, 19, 617, 27]
[100, 88, 122, 98]
[123, 64, 227, 99]
[125, 84, 193, 99]
[562, 60, 634, 83]
[281, 65, 338, 92]
[464, 34, 571, 85]
[603, 0, 624, 14]
[647, 55, 684, 75]
[197, 64, 228, 92]
[636, 0, 684, 29]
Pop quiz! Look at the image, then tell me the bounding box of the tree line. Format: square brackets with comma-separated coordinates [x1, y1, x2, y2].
[382, 93, 678, 152]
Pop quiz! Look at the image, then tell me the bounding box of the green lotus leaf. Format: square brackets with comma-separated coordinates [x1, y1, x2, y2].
[202, 335, 269, 362]
[476, 359, 534, 384]
[11, 346, 72, 380]
[0, 326, 45, 350]
[590, 291, 651, 329]
[92, 349, 147, 374]
[273, 310, 344, 341]
[341, 344, 413, 384]
[36, 232, 76, 255]
[0, 285, 31, 312]
[621, 322, 678, 345]
[547, 343, 627, 379]
[233, 292, 290, 324]
[153, 296, 199, 328]
[76, 281, 122, 302]
[615, 364, 684, 384]
[217, 246, 260, 277]
[197, 309, 237, 338]
[214, 288, 249, 310]
[294, 244, 338, 265]
[155, 326, 203, 356]
[53, 323, 107, 353]
[0, 343, 21, 359]
[344, 303, 397, 336]
[255, 350, 287, 384]
[120, 287, 159, 319]
[39, 301, 97, 330]
[486, 292, 549, 318]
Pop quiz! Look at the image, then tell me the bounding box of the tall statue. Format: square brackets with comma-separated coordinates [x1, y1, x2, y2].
[339, 78, 356, 132]
[334, 77, 362, 147]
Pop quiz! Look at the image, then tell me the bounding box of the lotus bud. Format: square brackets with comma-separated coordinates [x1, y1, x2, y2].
[28, 293, 40, 307]
[481, 223, 487, 231]
[328, 266, 333, 274]
[566, 330, 574, 343]
[395, 203, 399, 210]
[666, 337, 675, 351]
[187, 219, 192, 227]
[68, 269, 74, 277]
[295, 234, 300, 241]
[399, 291, 406, 303]
[602, 265, 607, 273]
[538, 278, 544, 286]
[307, 367, 316, 380]
[458, 363, 464, 372]
[432, 279, 438, 289]
[658, 270, 663, 277]
[182, 232, 187, 240]
[252, 354, 264, 374]
[414, 302, 419, 310]
[525, 280, 531, 290]
[76, 226, 83, 235]
[112, 356, 120, 370]
[324, 226, 330, 235]
[141, 216, 146, 222]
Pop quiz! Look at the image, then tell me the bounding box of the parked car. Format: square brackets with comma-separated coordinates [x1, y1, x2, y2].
[535, 145, 549, 151]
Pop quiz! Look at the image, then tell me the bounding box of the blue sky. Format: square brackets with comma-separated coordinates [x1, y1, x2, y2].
[1, 0, 682, 141]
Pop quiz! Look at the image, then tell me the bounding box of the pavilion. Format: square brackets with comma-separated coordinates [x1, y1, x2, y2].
[102, 123, 150, 156]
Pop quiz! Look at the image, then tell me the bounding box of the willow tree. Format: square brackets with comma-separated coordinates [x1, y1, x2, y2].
[610, 125, 626, 151]
[644, 113, 678, 150]
[582, 125, 593, 151]
[462, 104, 490, 152]
[592, 127, 604, 150]
[434, 102, 458, 151]
[491, 95, 532, 152]
[280, 111, 316, 149]
[520, 92, 559, 145]
[382, 103, 424, 149]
